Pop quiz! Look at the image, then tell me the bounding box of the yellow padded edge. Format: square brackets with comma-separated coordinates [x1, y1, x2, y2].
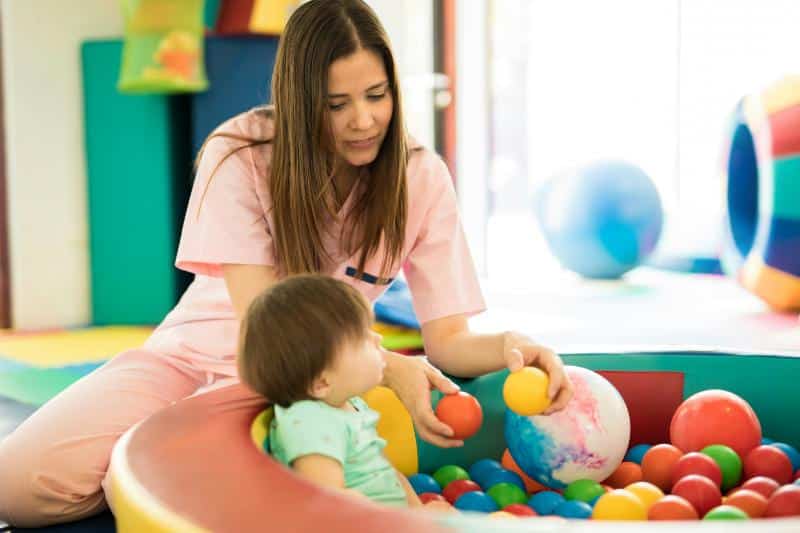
[110, 426, 210, 533]
[249, 0, 297, 34]
[761, 75, 800, 116]
[741, 256, 800, 311]
[362, 386, 418, 476]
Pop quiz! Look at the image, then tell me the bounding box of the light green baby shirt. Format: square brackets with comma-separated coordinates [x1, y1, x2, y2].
[269, 397, 407, 506]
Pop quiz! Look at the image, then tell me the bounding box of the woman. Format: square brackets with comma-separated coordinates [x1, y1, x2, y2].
[0, 0, 572, 526]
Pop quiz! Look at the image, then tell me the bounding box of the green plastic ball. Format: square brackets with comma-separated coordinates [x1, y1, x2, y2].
[703, 505, 749, 520]
[433, 465, 469, 488]
[564, 479, 605, 503]
[701, 444, 743, 491]
[486, 482, 528, 508]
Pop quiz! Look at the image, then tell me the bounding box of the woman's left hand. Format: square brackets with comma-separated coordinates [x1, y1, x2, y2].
[503, 332, 573, 414]
[381, 350, 464, 448]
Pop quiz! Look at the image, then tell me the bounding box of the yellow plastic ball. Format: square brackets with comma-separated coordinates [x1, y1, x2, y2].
[591, 489, 647, 521]
[624, 481, 663, 511]
[503, 367, 551, 416]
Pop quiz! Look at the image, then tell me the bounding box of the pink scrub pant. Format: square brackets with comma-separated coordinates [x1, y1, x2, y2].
[0, 349, 243, 527]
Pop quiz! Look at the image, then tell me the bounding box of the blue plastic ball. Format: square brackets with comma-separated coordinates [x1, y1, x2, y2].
[482, 469, 525, 492]
[624, 444, 652, 465]
[771, 443, 800, 472]
[468, 459, 504, 489]
[408, 473, 440, 495]
[454, 491, 499, 513]
[761, 437, 774, 445]
[536, 160, 663, 279]
[528, 491, 565, 515]
[554, 500, 593, 519]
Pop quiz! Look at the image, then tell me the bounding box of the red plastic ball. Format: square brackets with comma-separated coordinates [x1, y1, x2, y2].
[503, 503, 537, 516]
[648, 495, 699, 520]
[641, 444, 683, 491]
[669, 390, 761, 458]
[744, 445, 794, 485]
[671, 474, 722, 518]
[435, 392, 483, 440]
[442, 479, 481, 504]
[738, 476, 780, 499]
[765, 485, 800, 518]
[672, 452, 722, 488]
[419, 492, 446, 504]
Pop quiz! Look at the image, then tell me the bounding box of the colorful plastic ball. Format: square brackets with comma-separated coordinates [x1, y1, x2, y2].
[528, 491, 565, 515]
[408, 473, 441, 495]
[503, 367, 551, 416]
[624, 443, 651, 465]
[604, 461, 643, 489]
[487, 482, 528, 508]
[701, 444, 742, 491]
[503, 503, 537, 517]
[591, 489, 647, 521]
[432, 465, 469, 489]
[744, 444, 794, 485]
[554, 500, 593, 519]
[467, 458, 503, 489]
[505, 366, 630, 488]
[435, 392, 483, 440]
[482, 468, 525, 492]
[501, 449, 546, 493]
[703, 504, 749, 520]
[641, 444, 683, 491]
[671, 474, 722, 518]
[670, 390, 762, 458]
[771, 442, 800, 472]
[765, 485, 800, 517]
[672, 452, 723, 488]
[442, 479, 481, 504]
[725, 488, 768, 518]
[419, 492, 446, 504]
[648, 494, 699, 520]
[454, 491, 498, 513]
[739, 476, 780, 499]
[624, 481, 663, 511]
[563, 479, 605, 503]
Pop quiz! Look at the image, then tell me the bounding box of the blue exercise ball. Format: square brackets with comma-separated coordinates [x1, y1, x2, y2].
[536, 160, 663, 279]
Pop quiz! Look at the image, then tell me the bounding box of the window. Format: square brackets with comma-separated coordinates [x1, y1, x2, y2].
[460, 0, 800, 286]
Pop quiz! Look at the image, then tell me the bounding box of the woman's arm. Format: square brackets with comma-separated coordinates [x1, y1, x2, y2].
[222, 263, 279, 320]
[422, 315, 573, 413]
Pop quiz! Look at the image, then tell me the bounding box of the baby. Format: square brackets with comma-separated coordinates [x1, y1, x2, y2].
[238, 274, 421, 507]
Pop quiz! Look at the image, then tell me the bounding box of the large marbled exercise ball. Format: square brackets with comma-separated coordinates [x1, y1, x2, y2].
[505, 366, 630, 489]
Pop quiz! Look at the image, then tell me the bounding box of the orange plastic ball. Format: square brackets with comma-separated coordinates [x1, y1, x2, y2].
[726, 488, 768, 518]
[501, 449, 547, 493]
[641, 444, 683, 491]
[648, 495, 700, 520]
[738, 476, 780, 499]
[435, 392, 483, 440]
[744, 445, 794, 485]
[604, 461, 643, 489]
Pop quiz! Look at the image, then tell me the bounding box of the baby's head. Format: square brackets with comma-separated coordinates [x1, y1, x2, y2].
[239, 274, 385, 407]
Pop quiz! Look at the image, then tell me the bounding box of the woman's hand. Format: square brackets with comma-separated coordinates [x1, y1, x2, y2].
[503, 332, 573, 414]
[382, 350, 464, 448]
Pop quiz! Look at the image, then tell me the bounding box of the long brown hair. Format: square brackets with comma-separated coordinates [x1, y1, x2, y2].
[239, 274, 373, 406]
[199, 0, 408, 278]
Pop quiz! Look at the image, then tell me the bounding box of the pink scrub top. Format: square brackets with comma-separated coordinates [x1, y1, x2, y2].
[143, 108, 485, 377]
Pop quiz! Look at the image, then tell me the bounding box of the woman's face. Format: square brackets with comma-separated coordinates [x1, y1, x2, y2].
[327, 48, 394, 167]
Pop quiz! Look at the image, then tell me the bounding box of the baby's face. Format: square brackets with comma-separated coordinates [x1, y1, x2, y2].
[327, 329, 386, 401]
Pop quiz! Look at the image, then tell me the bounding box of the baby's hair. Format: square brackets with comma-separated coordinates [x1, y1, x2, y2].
[239, 274, 373, 406]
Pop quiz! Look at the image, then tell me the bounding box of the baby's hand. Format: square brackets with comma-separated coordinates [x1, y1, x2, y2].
[423, 500, 457, 513]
